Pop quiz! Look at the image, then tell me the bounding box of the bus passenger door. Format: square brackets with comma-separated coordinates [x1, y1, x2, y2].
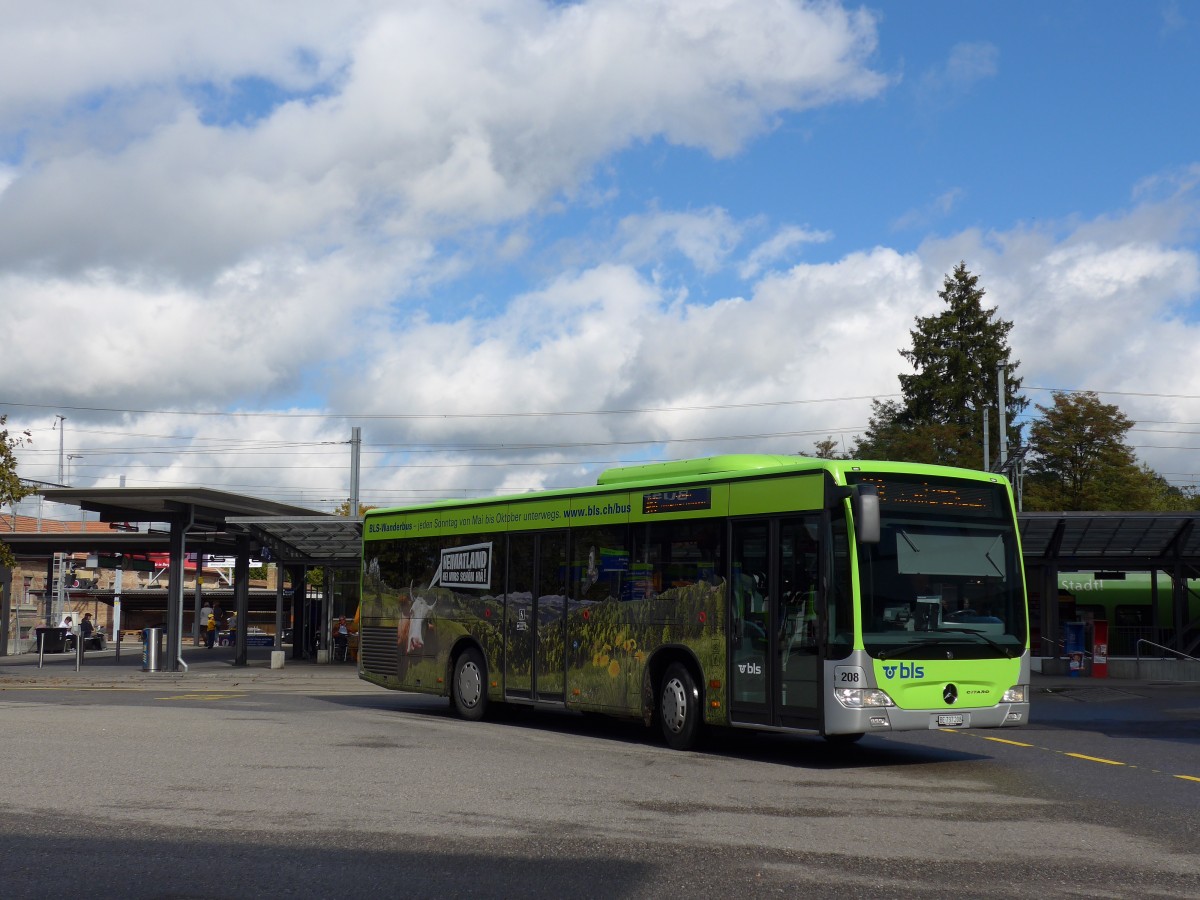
[504, 534, 535, 699]
[729, 517, 821, 729]
[777, 516, 821, 728]
[505, 532, 568, 703]
[534, 532, 568, 702]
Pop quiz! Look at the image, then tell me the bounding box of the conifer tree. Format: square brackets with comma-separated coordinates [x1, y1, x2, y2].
[855, 262, 1027, 469]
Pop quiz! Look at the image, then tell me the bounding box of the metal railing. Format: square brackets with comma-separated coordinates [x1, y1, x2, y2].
[1109, 626, 1150, 655]
[1135, 639, 1200, 680]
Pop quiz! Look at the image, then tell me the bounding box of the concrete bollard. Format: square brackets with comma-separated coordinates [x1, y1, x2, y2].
[270, 650, 285, 670]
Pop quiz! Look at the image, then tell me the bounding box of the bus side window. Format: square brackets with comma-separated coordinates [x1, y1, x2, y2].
[737, 574, 767, 646]
[632, 520, 726, 603]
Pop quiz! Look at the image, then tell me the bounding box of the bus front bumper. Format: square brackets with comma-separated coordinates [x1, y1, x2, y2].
[828, 702, 1030, 735]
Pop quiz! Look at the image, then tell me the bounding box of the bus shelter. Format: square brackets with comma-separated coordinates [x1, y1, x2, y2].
[0, 488, 349, 672]
[1019, 511, 1200, 661]
[225, 515, 363, 661]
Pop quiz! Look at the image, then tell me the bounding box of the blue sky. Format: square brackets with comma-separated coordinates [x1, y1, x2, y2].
[2, 1, 1199, 510]
[601, 2, 1196, 267]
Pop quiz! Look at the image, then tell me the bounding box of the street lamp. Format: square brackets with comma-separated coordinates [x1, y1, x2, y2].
[67, 454, 82, 486]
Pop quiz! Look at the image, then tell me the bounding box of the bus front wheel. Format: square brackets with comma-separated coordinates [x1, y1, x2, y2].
[452, 647, 488, 722]
[658, 663, 701, 750]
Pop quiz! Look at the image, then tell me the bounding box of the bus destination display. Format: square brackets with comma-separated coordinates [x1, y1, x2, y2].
[855, 476, 1002, 517]
[642, 488, 712, 515]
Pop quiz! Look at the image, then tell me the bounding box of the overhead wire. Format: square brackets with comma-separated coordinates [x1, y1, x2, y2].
[13, 383, 1200, 501]
[1, 394, 898, 420]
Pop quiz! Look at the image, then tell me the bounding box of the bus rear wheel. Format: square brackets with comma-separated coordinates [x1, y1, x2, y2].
[452, 647, 488, 722]
[658, 663, 701, 750]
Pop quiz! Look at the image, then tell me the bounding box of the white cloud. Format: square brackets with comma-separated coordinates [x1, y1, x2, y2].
[0, 244, 427, 409]
[325, 198, 1200, 499]
[0, 0, 886, 280]
[1, 0, 894, 507]
[10, 191, 1200, 503]
[330, 248, 928, 469]
[916, 41, 999, 109]
[0, 1, 355, 125]
[944, 41, 999, 86]
[738, 225, 833, 278]
[615, 207, 744, 274]
[891, 188, 965, 232]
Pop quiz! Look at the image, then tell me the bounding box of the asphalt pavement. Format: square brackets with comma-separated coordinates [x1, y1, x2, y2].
[0, 639, 364, 691]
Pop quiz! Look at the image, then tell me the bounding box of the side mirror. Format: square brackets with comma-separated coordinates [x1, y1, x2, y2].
[853, 485, 880, 544]
[833, 484, 880, 544]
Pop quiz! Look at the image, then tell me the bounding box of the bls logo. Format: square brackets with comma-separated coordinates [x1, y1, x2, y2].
[737, 661, 763, 675]
[881, 663, 925, 679]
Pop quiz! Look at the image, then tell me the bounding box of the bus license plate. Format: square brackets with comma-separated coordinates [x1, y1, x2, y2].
[937, 714, 965, 727]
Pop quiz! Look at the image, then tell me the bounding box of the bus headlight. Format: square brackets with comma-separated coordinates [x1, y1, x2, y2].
[834, 688, 895, 709]
[1002, 685, 1027, 703]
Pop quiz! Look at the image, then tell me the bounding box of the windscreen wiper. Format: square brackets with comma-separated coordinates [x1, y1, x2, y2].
[877, 637, 957, 660]
[878, 631, 1014, 660]
[940, 628, 1014, 657]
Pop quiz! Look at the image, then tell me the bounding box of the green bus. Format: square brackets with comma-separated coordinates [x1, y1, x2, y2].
[359, 454, 1030, 749]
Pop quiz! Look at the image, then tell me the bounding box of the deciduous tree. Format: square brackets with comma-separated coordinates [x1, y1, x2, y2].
[1, 416, 33, 567]
[812, 437, 846, 459]
[1023, 391, 1180, 511]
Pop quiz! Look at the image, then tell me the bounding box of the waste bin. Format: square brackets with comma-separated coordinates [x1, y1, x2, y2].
[35, 626, 68, 654]
[142, 627, 165, 672]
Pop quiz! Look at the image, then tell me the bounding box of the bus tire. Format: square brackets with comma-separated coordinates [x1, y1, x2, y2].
[824, 732, 864, 745]
[658, 662, 701, 750]
[451, 647, 488, 722]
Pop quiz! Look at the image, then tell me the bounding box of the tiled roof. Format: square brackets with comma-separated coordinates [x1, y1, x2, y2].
[1, 513, 122, 535]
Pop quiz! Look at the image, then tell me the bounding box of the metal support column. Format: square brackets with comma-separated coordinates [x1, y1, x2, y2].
[289, 565, 307, 660]
[274, 570, 285, 651]
[1042, 565, 1060, 658]
[43, 557, 55, 627]
[322, 567, 334, 662]
[233, 533, 250, 667]
[165, 513, 189, 673]
[1151, 570, 1162, 645]
[0, 565, 12, 656]
[1173, 563, 1186, 651]
[192, 555, 205, 646]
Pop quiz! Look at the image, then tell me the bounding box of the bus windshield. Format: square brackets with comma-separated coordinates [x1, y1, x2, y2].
[848, 474, 1027, 659]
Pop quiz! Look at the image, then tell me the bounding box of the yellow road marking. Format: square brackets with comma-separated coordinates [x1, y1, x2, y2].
[953, 730, 1198, 782]
[982, 736, 1034, 747]
[1065, 752, 1125, 766]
